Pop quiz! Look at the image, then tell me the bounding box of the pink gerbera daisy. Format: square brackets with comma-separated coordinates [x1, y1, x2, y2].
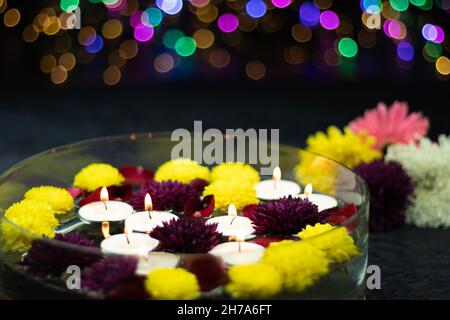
[349, 101, 429, 150]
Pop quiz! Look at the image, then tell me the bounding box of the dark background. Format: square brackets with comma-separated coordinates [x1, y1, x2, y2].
[0, 0, 450, 300]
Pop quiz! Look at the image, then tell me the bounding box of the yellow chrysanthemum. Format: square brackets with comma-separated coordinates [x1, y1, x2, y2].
[24, 186, 74, 214]
[262, 240, 330, 292]
[299, 223, 360, 263]
[295, 126, 381, 194]
[145, 268, 200, 300]
[203, 179, 258, 210]
[226, 263, 282, 299]
[1, 199, 58, 252]
[154, 158, 210, 183]
[210, 162, 260, 184]
[73, 163, 124, 192]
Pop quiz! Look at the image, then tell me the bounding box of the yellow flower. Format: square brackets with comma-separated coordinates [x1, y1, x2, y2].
[145, 268, 200, 300]
[226, 263, 282, 299]
[299, 223, 360, 263]
[73, 163, 124, 192]
[203, 179, 258, 210]
[1, 199, 58, 252]
[24, 186, 74, 214]
[262, 240, 330, 292]
[210, 163, 260, 184]
[154, 158, 210, 183]
[295, 126, 381, 194]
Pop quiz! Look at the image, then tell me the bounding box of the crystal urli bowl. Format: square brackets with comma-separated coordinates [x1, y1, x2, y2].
[0, 133, 369, 299]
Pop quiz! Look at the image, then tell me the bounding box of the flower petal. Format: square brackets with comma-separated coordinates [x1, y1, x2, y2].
[119, 166, 154, 186]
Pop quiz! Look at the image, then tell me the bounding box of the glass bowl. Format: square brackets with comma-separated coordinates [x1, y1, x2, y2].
[0, 133, 369, 299]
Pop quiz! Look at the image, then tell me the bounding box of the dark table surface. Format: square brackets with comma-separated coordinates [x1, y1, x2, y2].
[0, 82, 449, 299]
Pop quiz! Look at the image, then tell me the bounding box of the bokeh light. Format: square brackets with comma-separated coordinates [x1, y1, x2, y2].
[154, 53, 175, 73]
[175, 36, 196, 56]
[435, 56, 450, 76]
[103, 66, 121, 85]
[59, 52, 76, 71]
[40, 55, 57, 74]
[133, 23, 154, 42]
[193, 29, 215, 49]
[4, 8, 21, 27]
[43, 16, 61, 35]
[299, 2, 320, 27]
[245, 61, 266, 80]
[143, 7, 163, 27]
[85, 35, 104, 53]
[246, 0, 267, 19]
[360, 0, 382, 13]
[422, 24, 445, 44]
[208, 48, 231, 68]
[119, 39, 139, 59]
[163, 29, 184, 49]
[78, 27, 97, 46]
[23, 25, 39, 43]
[218, 13, 239, 33]
[338, 37, 358, 58]
[283, 46, 306, 65]
[51, 65, 68, 84]
[102, 19, 123, 39]
[319, 10, 339, 30]
[271, 0, 291, 9]
[157, 0, 183, 15]
[292, 23, 312, 43]
[389, 0, 409, 11]
[60, 0, 79, 12]
[397, 41, 414, 61]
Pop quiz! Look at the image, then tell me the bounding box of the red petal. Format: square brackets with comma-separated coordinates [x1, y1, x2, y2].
[184, 195, 215, 218]
[189, 178, 209, 193]
[119, 166, 154, 186]
[241, 204, 257, 220]
[79, 185, 133, 207]
[341, 203, 357, 218]
[67, 187, 84, 199]
[326, 215, 348, 225]
[253, 236, 286, 248]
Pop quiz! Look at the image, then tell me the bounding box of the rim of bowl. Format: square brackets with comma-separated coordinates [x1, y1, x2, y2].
[0, 132, 369, 252]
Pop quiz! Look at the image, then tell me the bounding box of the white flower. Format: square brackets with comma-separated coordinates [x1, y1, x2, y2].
[386, 135, 450, 228]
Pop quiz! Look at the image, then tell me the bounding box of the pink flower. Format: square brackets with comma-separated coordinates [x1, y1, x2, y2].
[349, 101, 429, 150]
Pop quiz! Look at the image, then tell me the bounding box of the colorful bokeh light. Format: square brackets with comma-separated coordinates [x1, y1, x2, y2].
[175, 36, 196, 57]
[338, 37, 358, 58]
[397, 41, 414, 61]
[271, 0, 291, 9]
[217, 13, 239, 33]
[299, 2, 321, 27]
[156, 0, 183, 15]
[85, 35, 104, 53]
[319, 10, 339, 30]
[246, 0, 267, 19]
[133, 23, 154, 42]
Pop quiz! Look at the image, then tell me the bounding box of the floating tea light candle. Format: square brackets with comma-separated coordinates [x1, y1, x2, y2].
[254, 167, 301, 200]
[125, 193, 178, 233]
[209, 231, 265, 265]
[135, 250, 180, 276]
[100, 221, 159, 255]
[78, 187, 134, 223]
[206, 204, 255, 238]
[298, 183, 338, 212]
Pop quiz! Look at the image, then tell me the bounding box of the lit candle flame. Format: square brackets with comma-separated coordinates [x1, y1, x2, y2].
[100, 187, 109, 202]
[228, 203, 237, 217]
[273, 166, 281, 190]
[102, 221, 110, 239]
[145, 193, 153, 211]
[124, 224, 133, 245]
[304, 183, 313, 197]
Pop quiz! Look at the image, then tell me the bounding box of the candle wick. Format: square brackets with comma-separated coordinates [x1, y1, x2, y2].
[103, 201, 108, 211]
[230, 216, 237, 225]
[125, 233, 131, 245]
[238, 241, 242, 253]
[148, 210, 152, 220]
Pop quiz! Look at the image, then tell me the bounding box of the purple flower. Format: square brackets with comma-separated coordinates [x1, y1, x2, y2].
[251, 196, 327, 235]
[355, 160, 414, 232]
[22, 232, 100, 277]
[150, 218, 221, 253]
[81, 256, 138, 293]
[128, 180, 198, 212]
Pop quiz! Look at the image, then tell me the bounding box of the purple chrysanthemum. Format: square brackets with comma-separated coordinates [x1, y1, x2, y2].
[22, 232, 100, 277]
[81, 256, 138, 293]
[128, 180, 198, 212]
[150, 218, 221, 253]
[355, 160, 414, 232]
[251, 196, 327, 235]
